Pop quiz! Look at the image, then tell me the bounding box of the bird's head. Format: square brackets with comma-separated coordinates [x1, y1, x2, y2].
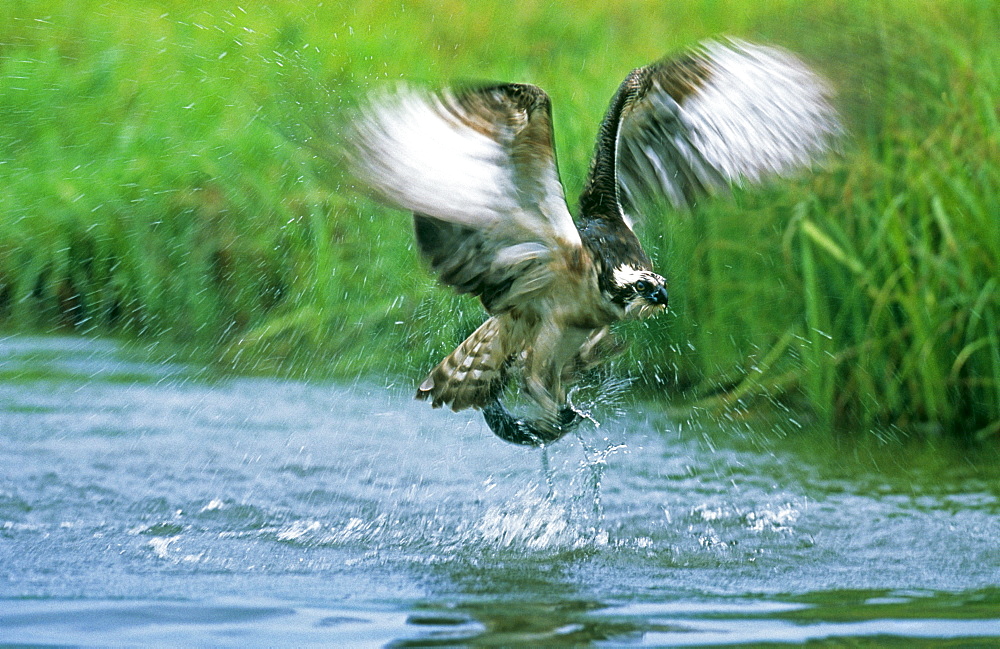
[611, 265, 668, 318]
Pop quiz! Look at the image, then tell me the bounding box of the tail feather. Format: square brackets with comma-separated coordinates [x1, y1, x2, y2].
[416, 316, 511, 411]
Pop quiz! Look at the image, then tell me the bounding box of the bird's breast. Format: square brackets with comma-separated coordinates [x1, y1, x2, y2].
[543, 260, 621, 329]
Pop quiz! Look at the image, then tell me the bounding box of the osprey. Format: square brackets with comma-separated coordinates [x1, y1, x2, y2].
[345, 39, 839, 445]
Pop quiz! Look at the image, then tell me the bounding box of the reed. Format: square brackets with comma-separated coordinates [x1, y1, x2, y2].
[1, 0, 996, 439]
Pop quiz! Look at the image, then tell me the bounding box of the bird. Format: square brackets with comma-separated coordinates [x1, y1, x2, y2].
[343, 38, 839, 445]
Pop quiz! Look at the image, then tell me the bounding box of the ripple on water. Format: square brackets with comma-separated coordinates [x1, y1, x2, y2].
[2, 335, 1000, 647]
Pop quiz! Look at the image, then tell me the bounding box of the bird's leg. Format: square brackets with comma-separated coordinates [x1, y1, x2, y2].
[522, 321, 592, 423]
[480, 322, 594, 446]
[570, 327, 626, 377]
[522, 350, 566, 438]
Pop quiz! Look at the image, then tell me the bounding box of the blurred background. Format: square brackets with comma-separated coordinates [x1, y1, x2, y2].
[1, 0, 997, 442]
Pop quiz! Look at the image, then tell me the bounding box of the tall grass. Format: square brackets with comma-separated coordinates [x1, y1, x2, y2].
[641, 1, 1000, 440]
[0, 0, 996, 439]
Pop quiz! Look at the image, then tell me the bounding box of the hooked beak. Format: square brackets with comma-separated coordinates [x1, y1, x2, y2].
[648, 285, 669, 307]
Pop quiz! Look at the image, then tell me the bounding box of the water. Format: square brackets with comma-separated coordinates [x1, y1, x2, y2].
[1, 335, 999, 646]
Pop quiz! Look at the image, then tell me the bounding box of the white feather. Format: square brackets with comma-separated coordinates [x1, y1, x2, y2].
[683, 40, 840, 185]
[612, 265, 651, 287]
[347, 85, 581, 249]
[617, 39, 841, 213]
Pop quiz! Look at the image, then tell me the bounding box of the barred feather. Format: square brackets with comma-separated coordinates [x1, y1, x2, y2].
[416, 316, 512, 411]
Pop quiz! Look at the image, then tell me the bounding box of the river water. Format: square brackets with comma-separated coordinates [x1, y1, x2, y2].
[1, 335, 998, 646]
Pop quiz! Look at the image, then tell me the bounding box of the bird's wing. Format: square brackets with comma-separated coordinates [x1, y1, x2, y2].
[346, 83, 581, 311]
[614, 38, 841, 216]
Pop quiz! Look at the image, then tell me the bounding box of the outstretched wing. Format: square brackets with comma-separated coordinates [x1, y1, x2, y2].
[613, 39, 841, 214]
[345, 83, 580, 312]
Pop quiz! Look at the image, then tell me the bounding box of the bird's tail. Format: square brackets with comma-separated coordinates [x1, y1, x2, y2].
[416, 316, 511, 411]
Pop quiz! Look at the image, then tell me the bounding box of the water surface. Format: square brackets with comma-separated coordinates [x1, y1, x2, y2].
[1, 335, 998, 646]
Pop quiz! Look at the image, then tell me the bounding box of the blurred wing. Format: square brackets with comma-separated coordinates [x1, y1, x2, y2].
[346, 83, 581, 311]
[412, 213, 559, 312]
[616, 39, 841, 213]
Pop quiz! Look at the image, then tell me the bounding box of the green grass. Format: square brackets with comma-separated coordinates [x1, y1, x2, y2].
[1, 0, 997, 440]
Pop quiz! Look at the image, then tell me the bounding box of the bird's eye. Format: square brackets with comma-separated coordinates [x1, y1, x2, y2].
[635, 280, 649, 293]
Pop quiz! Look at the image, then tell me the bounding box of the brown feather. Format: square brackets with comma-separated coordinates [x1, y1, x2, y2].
[416, 316, 513, 411]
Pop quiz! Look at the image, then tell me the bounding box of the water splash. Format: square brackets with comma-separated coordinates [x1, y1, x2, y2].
[467, 485, 601, 551]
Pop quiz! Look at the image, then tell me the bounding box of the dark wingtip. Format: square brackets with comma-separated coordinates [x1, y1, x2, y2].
[481, 400, 582, 447]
